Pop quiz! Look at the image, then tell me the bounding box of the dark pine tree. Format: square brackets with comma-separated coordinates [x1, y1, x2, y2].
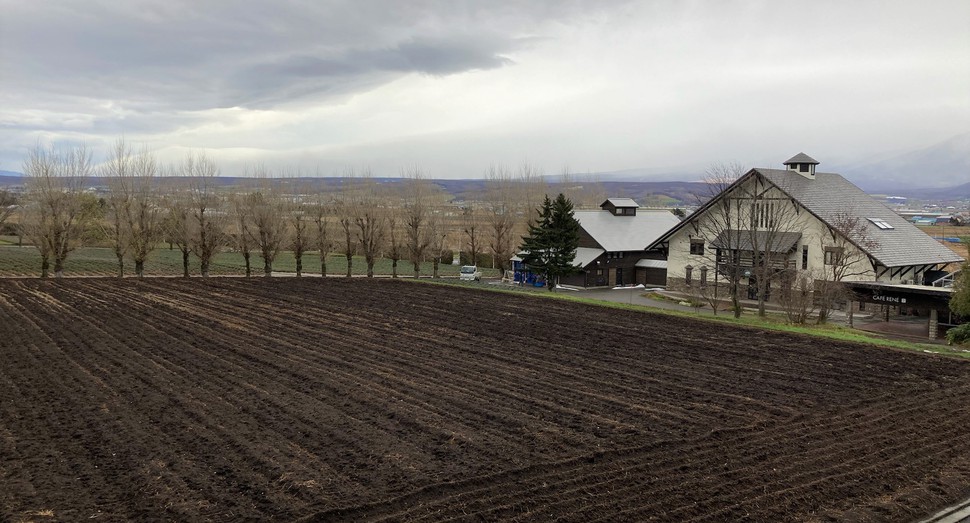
[520, 193, 580, 290]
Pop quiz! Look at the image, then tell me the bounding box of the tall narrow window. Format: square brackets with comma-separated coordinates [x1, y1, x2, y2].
[802, 245, 808, 270]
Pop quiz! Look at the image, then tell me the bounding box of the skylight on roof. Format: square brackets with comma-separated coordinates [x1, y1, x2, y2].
[867, 218, 894, 230]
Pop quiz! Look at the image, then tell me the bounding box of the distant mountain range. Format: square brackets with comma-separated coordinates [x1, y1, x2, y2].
[2, 133, 967, 201]
[838, 133, 970, 193]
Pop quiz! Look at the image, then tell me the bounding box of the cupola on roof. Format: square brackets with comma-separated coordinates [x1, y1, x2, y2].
[784, 152, 819, 178]
[784, 153, 819, 165]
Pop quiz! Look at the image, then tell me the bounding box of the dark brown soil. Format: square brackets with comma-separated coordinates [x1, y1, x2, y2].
[1, 277, 969, 522]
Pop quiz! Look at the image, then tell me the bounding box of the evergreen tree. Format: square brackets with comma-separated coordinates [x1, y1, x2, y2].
[520, 193, 580, 290]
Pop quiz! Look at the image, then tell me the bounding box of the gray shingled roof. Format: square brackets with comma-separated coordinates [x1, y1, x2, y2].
[758, 169, 964, 267]
[575, 209, 682, 252]
[784, 153, 818, 165]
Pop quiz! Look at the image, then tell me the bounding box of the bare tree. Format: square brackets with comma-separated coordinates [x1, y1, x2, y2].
[427, 211, 448, 278]
[744, 174, 802, 317]
[778, 270, 816, 324]
[21, 144, 96, 278]
[182, 152, 223, 277]
[517, 162, 547, 226]
[333, 192, 356, 277]
[402, 167, 431, 278]
[694, 267, 726, 315]
[691, 163, 807, 318]
[287, 180, 313, 277]
[123, 146, 163, 278]
[693, 162, 749, 318]
[246, 171, 288, 277]
[386, 209, 406, 278]
[18, 197, 53, 276]
[163, 191, 193, 278]
[484, 165, 517, 271]
[310, 192, 333, 278]
[461, 205, 483, 266]
[102, 139, 135, 277]
[352, 175, 387, 278]
[557, 167, 607, 210]
[0, 189, 15, 229]
[228, 192, 255, 277]
[813, 211, 880, 323]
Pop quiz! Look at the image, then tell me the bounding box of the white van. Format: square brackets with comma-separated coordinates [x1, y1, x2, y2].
[459, 265, 482, 281]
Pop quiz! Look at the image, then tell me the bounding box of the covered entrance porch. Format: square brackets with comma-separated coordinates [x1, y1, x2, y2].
[842, 282, 960, 341]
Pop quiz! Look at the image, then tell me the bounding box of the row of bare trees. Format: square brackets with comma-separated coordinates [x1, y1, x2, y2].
[15, 142, 575, 279]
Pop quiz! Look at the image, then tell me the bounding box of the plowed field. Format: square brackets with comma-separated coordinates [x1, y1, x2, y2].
[2, 278, 970, 522]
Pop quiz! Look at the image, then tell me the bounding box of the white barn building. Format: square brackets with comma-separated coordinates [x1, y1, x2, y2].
[648, 154, 964, 296]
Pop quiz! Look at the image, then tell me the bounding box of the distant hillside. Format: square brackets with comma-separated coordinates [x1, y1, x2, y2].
[842, 133, 970, 192]
[0, 171, 22, 185]
[2, 171, 964, 204]
[898, 181, 970, 201]
[433, 179, 708, 207]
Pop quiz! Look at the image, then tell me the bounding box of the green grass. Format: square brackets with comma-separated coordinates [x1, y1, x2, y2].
[0, 245, 503, 279]
[419, 278, 970, 360]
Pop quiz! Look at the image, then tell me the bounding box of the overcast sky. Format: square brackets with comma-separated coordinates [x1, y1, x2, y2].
[1, 1, 968, 179]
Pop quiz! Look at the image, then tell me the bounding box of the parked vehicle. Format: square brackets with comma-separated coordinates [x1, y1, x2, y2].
[459, 265, 482, 281]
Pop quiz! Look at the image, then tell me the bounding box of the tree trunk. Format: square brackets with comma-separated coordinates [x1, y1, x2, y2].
[345, 253, 352, 277]
[117, 253, 125, 278]
[731, 280, 741, 318]
[243, 252, 251, 277]
[413, 262, 420, 279]
[432, 258, 439, 278]
[40, 256, 50, 278]
[392, 258, 398, 278]
[264, 258, 272, 277]
[54, 256, 65, 278]
[295, 254, 302, 277]
[320, 258, 327, 278]
[182, 250, 190, 278]
[201, 259, 210, 278]
[135, 259, 145, 278]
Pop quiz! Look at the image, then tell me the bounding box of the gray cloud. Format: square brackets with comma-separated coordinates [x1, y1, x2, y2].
[0, 1, 966, 176]
[225, 35, 515, 108]
[0, 1, 547, 112]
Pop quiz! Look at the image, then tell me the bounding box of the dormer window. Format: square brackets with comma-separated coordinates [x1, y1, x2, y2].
[798, 164, 809, 173]
[600, 198, 639, 216]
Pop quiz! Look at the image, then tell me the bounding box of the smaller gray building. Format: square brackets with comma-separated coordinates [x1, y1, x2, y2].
[562, 199, 681, 287]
